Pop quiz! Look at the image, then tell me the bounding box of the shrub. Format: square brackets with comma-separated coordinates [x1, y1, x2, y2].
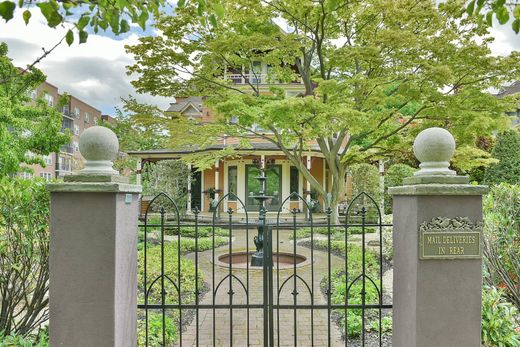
[483, 184, 520, 308]
[323, 244, 382, 338]
[176, 237, 229, 252]
[481, 286, 520, 347]
[0, 178, 49, 336]
[138, 242, 202, 305]
[166, 226, 230, 238]
[137, 313, 177, 347]
[384, 164, 415, 214]
[0, 329, 49, 347]
[289, 226, 375, 240]
[347, 164, 381, 223]
[484, 130, 520, 185]
[137, 240, 202, 345]
[142, 160, 191, 216]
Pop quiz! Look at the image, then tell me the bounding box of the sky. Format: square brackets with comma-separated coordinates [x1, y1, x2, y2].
[1, 7, 519, 116]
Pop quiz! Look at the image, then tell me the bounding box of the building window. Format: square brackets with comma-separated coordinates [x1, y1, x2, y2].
[44, 154, 53, 165]
[26, 151, 35, 159]
[94, 116, 98, 124]
[290, 166, 299, 200]
[74, 107, 80, 118]
[20, 172, 33, 179]
[228, 166, 237, 201]
[44, 93, 54, 106]
[74, 124, 80, 135]
[73, 141, 79, 152]
[29, 90, 37, 100]
[40, 172, 52, 181]
[85, 112, 90, 123]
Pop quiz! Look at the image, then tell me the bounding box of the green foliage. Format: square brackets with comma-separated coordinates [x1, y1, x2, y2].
[384, 164, 415, 214]
[167, 225, 230, 238]
[0, 0, 165, 42]
[289, 226, 375, 240]
[0, 42, 69, 177]
[0, 178, 50, 336]
[142, 160, 191, 216]
[138, 240, 201, 309]
[481, 286, 520, 347]
[137, 313, 177, 347]
[175, 237, 229, 252]
[349, 164, 380, 203]
[483, 183, 520, 308]
[484, 130, 520, 185]
[0, 328, 49, 347]
[466, 0, 520, 34]
[324, 244, 383, 338]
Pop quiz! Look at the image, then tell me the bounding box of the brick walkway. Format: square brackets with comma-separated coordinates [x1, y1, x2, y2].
[176, 229, 346, 346]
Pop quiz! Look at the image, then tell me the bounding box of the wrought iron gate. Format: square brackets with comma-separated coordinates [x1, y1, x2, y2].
[138, 191, 392, 346]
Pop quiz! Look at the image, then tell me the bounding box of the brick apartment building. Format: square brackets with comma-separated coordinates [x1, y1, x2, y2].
[21, 80, 103, 180]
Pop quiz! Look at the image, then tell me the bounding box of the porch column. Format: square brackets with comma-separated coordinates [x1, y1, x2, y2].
[187, 163, 192, 213]
[136, 157, 142, 186]
[214, 160, 220, 206]
[390, 128, 486, 347]
[48, 126, 141, 346]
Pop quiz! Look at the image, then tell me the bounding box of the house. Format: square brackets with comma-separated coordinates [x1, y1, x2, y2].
[496, 81, 520, 127]
[128, 66, 335, 217]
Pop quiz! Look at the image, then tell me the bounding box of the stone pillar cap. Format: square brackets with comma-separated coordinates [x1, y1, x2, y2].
[413, 127, 456, 177]
[63, 126, 128, 184]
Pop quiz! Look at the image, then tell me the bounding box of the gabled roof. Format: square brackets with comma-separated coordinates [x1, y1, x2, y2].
[497, 81, 520, 98]
[166, 96, 204, 113]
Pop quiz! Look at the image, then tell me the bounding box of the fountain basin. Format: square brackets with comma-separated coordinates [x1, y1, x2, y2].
[215, 251, 311, 270]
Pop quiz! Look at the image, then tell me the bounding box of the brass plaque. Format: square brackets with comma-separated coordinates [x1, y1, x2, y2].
[419, 217, 482, 260]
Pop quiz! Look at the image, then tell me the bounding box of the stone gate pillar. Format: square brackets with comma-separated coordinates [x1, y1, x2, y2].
[389, 128, 487, 347]
[47, 126, 141, 346]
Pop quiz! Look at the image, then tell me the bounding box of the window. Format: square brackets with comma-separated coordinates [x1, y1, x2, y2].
[20, 172, 33, 179]
[44, 154, 53, 165]
[74, 124, 80, 136]
[30, 90, 37, 100]
[228, 166, 237, 201]
[290, 166, 299, 200]
[74, 107, 80, 118]
[40, 172, 52, 181]
[73, 141, 79, 152]
[44, 94, 54, 106]
[94, 116, 98, 124]
[84, 112, 90, 123]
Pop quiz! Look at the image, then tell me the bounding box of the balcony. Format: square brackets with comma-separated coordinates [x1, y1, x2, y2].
[60, 144, 74, 154]
[225, 73, 302, 85]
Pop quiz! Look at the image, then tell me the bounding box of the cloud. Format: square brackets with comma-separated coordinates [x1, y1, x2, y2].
[0, 8, 171, 115]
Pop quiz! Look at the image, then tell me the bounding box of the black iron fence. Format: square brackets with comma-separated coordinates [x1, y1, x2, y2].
[137, 192, 392, 346]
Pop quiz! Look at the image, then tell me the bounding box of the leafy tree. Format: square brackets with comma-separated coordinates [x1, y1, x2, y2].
[0, 42, 69, 177]
[466, 0, 520, 34]
[126, 0, 519, 221]
[384, 163, 415, 214]
[0, 0, 166, 45]
[484, 130, 520, 185]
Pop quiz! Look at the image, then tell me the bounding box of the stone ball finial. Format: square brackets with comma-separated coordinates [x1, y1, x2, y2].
[413, 127, 456, 176]
[79, 126, 119, 175]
